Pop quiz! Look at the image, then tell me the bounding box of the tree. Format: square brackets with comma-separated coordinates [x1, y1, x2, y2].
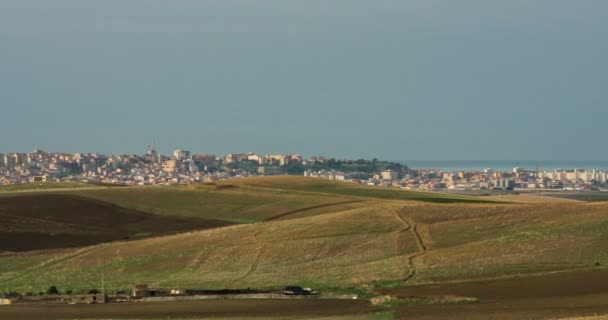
[283, 162, 304, 174]
[46, 285, 59, 295]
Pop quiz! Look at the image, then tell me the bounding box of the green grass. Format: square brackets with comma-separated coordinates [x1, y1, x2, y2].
[0, 203, 418, 293]
[408, 202, 608, 283]
[0, 181, 96, 192]
[231, 176, 497, 203]
[71, 185, 357, 223]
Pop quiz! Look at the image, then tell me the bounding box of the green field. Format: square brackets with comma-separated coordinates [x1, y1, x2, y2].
[0, 181, 98, 193]
[228, 176, 496, 203]
[70, 184, 362, 223]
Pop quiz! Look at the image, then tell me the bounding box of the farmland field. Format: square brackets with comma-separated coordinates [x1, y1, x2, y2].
[0, 299, 386, 320]
[1, 177, 608, 319]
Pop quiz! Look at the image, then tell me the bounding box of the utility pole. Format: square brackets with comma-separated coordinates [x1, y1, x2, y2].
[101, 257, 105, 295]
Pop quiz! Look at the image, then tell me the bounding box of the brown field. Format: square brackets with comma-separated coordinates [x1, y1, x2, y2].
[0, 299, 383, 320]
[0, 194, 232, 252]
[381, 269, 608, 320]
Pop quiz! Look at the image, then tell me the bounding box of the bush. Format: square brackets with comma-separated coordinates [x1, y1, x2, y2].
[65, 289, 73, 295]
[46, 285, 59, 295]
[88, 289, 99, 294]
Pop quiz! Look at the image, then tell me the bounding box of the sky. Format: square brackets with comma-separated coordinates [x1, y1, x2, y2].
[0, 0, 607, 160]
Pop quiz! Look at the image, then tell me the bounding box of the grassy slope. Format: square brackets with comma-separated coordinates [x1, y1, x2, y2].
[400, 202, 608, 283]
[0, 182, 97, 192]
[1, 177, 607, 294]
[71, 184, 360, 223]
[0, 203, 417, 292]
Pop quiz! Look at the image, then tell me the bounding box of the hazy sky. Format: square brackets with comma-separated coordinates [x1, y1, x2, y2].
[1, 1, 606, 160]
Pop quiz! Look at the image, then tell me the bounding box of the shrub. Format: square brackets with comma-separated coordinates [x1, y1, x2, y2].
[46, 286, 59, 295]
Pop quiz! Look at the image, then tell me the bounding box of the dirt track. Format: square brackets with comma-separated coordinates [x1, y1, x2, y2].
[381, 269, 608, 319]
[394, 210, 428, 283]
[266, 200, 364, 221]
[0, 299, 380, 320]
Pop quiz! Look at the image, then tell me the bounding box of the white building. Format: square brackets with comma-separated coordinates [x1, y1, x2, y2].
[381, 169, 399, 181]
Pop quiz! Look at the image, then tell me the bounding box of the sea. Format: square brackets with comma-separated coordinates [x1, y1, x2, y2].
[400, 161, 608, 173]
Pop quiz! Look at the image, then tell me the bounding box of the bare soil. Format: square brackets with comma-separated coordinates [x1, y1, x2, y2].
[0, 299, 380, 320]
[381, 269, 608, 319]
[0, 194, 233, 252]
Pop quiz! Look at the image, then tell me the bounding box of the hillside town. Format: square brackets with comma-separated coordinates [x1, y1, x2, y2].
[1, 149, 607, 191]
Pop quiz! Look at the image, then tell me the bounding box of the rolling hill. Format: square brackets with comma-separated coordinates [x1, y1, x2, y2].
[1, 177, 607, 299]
[0, 193, 232, 252]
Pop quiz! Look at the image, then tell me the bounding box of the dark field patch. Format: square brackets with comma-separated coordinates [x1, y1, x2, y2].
[0, 299, 380, 320]
[381, 269, 608, 319]
[0, 194, 233, 252]
[538, 191, 608, 202]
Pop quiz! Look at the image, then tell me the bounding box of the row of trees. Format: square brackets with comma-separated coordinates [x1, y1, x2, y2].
[2, 286, 101, 297]
[225, 158, 411, 176]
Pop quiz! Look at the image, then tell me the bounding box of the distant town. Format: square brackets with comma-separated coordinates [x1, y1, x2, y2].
[1, 148, 607, 191]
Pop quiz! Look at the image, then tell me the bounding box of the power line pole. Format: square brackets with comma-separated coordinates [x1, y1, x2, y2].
[101, 257, 105, 295]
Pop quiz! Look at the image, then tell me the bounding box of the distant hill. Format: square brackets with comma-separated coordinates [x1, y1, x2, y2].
[227, 176, 494, 203]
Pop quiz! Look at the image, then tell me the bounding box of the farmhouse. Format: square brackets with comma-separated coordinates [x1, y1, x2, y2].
[69, 294, 106, 304]
[132, 284, 169, 297]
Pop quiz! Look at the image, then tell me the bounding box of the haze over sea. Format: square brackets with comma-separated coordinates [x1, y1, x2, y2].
[402, 161, 608, 173]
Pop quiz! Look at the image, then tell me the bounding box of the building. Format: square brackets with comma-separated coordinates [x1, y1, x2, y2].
[132, 284, 169, 297]
[173, 149, 190, 160]
[290, 154, 303, 163]
[266, 155, 290, 166]
[381, 169, 399, 180]
[247, 153, 266, 164]
[69, 294, 106, 304]
[192, 154, 216, 164]
[224, 154, 248, 163]
[494, 178, 515, 190]
[145, 147, 161, 163]
[163, 160, 177, 173]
